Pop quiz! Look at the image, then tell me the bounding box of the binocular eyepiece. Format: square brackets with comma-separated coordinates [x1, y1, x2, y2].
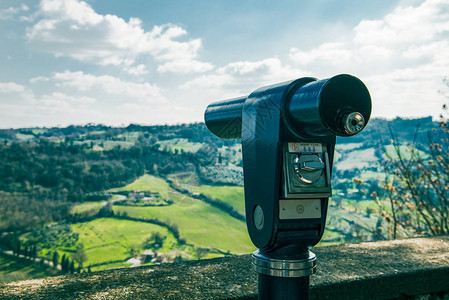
[205, 74, 371, 140]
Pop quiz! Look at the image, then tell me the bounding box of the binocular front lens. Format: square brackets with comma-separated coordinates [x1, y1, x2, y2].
[288, 74, 371, 138]
[342, 112, 365, 135]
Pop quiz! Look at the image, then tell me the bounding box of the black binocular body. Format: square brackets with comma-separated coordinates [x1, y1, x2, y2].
[205, 74, 371, 257]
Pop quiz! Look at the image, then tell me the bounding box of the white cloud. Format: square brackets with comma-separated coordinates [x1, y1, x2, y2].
[0, 82, 193, 128]
[179, 57, 309, 114]
[0, 71, 173, 128]
[181, 74, 233, 90]
[0, 82, 25, 93]
[289, 43, 352, 66]
[0, 4, 29, 21]
[183, 57, 307, 92]
[29, 76, 50, 84]
[286, 0, 449, 119]
[0, 81, 103, 128]
[4, 0, 449, 128]
[157, 59, 213, 74]
[50, 71, 165, 102]
[180, 0, 449, 121]
[116, 102, 197, 124]
[125, 64, 149, 76]
[354, 0, 449, 47]
[26, 0, 213, 74]
[40, 92, 96, 106]
[403, 41, 449, 61]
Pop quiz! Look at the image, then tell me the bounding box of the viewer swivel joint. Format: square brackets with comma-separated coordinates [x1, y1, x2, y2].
[204, 74, 372, 300]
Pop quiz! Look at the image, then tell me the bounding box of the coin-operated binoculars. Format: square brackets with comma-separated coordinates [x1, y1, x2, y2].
[204, 74, 371, 300]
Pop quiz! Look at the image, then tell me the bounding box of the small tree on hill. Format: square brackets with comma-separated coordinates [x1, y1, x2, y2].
[31, 245, 37, 261]
[14, 239, 21, 256]
[52, 251, 60, 268]
[195, 247, 209, 260]
[72, 243, 87, 272]
[61, 254, 68, 273]
[69, 260, 75, 274]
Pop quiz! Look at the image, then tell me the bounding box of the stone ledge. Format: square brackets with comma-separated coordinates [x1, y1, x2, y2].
[1, 236, 449, 299]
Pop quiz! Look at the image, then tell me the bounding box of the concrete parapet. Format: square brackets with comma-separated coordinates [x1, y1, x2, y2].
[1, 236, 449, 299]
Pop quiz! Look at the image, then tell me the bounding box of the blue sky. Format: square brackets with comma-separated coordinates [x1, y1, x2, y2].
[0, 0, 448, 128]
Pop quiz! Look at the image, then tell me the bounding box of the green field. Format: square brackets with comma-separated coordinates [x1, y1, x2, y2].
[44, 170, 388, 274]
[31, 129, 48, 135]
[71, 201, 103, 214]
[72, 218, 178, 271]
[217, 145, 242, 164]
[111, 174, 254, 254]
[200, 185, 245, 215]
[67, 174, 254, 270]
[102, 141, 134, 150]
[157, 138, 204, 153]
[0, 252, 54, 283]
[110, 174, 170, 195]
[359, 170, 385, 181]
[116, 132, 140, 143]
[75, 140, 134, 151]
[336, 148, 378, 171]
[383, 145, 428, 160]
[335, 143, 364, 151]
[15, 133, 34, 140]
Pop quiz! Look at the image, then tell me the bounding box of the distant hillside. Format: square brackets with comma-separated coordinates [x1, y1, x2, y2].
[0, 117, 440, 280]
[0, 116, 435, 144]
[337, 116, 435, 145]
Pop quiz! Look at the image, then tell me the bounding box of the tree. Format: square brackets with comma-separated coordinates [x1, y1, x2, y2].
[61, 254, 67, 273]
[31, 245, 37, 261]
[380, 105, 449, 237]
[97, 200, 114, 217]
[69, 260, 75, 274]
[195, 247, 209, 260]
[144, 232, 166, 249]
[15, 240, 21, 256]
[128, 244, 140, 257]
[52, 251, 60, 268]
[72, 244, 87, 272]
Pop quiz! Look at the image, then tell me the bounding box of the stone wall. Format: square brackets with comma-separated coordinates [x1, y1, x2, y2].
[2, 236, 449, 299]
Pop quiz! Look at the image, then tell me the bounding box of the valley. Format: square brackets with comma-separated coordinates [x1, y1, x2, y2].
[0, 117, 436, 281]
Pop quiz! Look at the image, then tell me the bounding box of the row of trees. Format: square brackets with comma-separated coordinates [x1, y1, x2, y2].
[10, 240, 38, 260]
[52, 249, 87, 274]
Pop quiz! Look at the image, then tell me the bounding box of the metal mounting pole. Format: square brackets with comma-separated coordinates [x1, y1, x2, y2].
[252, 250, 316, 300]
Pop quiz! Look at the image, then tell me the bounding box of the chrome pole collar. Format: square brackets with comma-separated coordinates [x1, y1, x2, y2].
[252, 250, 316, 278]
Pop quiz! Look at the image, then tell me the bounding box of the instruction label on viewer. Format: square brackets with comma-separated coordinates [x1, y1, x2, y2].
[288, 143, 322, 153]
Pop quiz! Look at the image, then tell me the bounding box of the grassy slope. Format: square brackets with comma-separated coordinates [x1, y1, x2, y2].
[72, 218, 177, 271]
[383, 145, 428, 160]
[15, 133, 34, 140]
[336, 148, 378, 171]
[200, 185, 245, 216]
[0, 252, 54, 283]
[59, 138, 396, 271]
[111, 175, 255, 255]
[71, 201, 103, 214]
[157, 138, 204, 153]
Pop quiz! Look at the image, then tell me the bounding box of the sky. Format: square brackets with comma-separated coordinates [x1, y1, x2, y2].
[0, 0, 448, 128]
